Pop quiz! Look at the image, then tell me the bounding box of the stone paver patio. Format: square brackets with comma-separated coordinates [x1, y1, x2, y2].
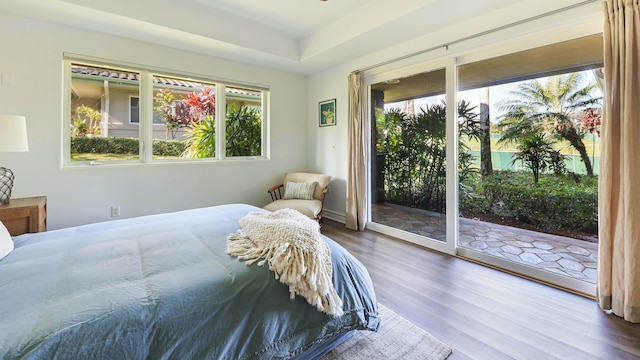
[371, 202, 598, 284]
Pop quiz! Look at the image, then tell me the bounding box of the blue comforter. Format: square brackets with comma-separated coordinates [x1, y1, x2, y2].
[0, 204, 378, 359]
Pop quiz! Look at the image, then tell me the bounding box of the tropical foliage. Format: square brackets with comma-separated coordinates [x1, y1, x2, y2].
[183, 104, 262, 158]
[154, 89, 182, 139]
[183, 115, 216, 158]
[225, 104, 262, 156]
[496, 73, 601, 176]
[510, 132, 566, 183]
[71, 105, 102, 137]
[376, 71, 601, 236]
[154, 87, 261, 158]
[378, 100, 480, 212]
[154, 87, 216, 140]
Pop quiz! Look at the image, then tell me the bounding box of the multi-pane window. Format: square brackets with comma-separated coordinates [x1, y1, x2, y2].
[225, 86, 263, 157]
[69, 64, 141, 162]
[65, 60, 268, 164]
[151, 76, 218, 160]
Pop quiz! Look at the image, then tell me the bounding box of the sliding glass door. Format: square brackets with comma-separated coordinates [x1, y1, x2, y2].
[369, 66, 453, 251]
[456, 35, 602, 294]
[366, 34, 602, 295]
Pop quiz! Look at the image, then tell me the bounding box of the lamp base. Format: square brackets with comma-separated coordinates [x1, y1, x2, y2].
[0, 167, 15, 206]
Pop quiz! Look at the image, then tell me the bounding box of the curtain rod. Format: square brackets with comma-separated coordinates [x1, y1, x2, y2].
[354, 0, 602, 73]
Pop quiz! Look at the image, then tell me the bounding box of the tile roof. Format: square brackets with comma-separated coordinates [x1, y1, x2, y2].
[71, 65, 260, 97]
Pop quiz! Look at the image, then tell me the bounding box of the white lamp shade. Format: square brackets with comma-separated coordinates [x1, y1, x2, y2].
[0, 115, 29, 152]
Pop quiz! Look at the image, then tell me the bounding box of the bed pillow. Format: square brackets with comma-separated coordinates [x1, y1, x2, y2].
[0, 220, 14, 260]
[283, 181, 317, 200]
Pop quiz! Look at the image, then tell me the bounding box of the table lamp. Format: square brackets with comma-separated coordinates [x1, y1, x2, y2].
[0, 115, 29, 205]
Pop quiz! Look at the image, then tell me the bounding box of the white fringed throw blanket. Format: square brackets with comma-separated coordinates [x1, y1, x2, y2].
[227, 209, 343, 316]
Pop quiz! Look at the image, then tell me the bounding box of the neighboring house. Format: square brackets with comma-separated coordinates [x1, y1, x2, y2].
[70, 65, 261, 140]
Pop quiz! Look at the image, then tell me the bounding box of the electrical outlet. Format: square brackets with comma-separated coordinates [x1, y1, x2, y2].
[0, 72, 15, 85]
[111, 206, 121, 217]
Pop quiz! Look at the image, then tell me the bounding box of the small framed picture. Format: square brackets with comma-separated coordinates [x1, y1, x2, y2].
[319, 99, 336, 127]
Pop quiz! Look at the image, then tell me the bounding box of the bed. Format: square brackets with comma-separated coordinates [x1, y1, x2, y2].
[0, 204, 379, 359]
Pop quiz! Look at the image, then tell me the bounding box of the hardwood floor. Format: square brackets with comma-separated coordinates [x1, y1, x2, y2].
[321, 219, 640, 360]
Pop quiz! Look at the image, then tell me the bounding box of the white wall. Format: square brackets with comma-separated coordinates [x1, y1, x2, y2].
[0, 12, 309, 229]
[308, 1, 603, 222]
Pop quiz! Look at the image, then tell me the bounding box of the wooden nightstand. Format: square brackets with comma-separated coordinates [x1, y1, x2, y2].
[0, 196, 47, 236]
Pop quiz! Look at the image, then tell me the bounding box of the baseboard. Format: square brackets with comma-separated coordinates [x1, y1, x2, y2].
[323, 209, 346, 224]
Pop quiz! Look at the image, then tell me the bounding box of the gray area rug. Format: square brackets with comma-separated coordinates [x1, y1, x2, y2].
[323, 304, 452, 360]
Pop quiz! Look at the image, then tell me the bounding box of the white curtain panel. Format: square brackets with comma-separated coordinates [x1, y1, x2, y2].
[598, 0, 640, 323]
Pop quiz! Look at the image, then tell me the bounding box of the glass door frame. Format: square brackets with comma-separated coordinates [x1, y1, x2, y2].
[364, 58, 458, 256]
[364, 42, 598, 297]
[453, 49, 597, 297]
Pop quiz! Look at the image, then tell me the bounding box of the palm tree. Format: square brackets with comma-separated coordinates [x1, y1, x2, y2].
[479, 87, 493, 176]
[511, 132, 556, 184]
[497, 72, 601, 176]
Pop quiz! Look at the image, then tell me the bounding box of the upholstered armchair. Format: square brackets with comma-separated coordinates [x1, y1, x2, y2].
[263, 172, 331, 224]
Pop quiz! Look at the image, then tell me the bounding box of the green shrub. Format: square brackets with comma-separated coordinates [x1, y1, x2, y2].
[226, 104, 261, 156]
[71, 137, 186, 157]
[461, 170, 598, 234]
[71, 136, 139, 155]
[183, 115, 216, 158]
[152, 139, 187, 157]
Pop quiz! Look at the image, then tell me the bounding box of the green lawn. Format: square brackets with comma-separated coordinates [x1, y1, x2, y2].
[71, 153, 187, 161]
[71, 153, 137, 161]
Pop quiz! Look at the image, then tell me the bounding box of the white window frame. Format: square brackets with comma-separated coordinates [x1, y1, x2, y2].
[63, 55, 270, 167]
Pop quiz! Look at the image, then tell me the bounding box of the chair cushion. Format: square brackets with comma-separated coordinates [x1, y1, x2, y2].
[263, 199, 323, 219]
[283, 172, 331, 200]
[283, 181, 317, 200]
